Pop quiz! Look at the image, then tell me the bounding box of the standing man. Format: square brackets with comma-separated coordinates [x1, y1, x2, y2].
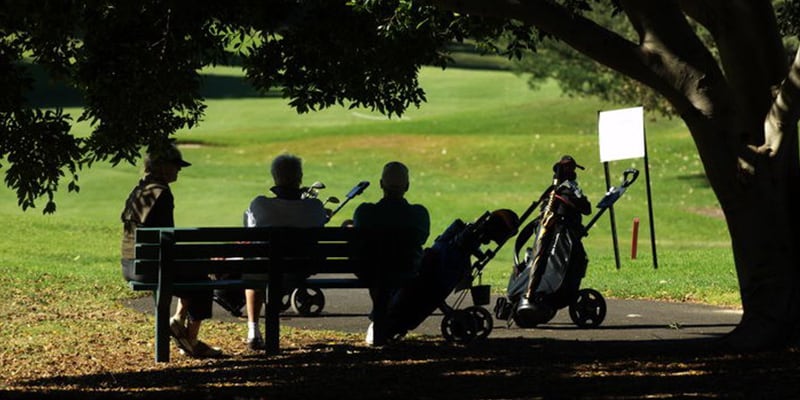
[121, 142, 222, 358]
[243, 154, 327, 350]
[352, 161, 430, 346]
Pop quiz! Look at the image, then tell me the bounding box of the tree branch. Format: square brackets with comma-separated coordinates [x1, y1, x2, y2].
[680, 0, 786, 129]
[619, 1, 728, 117]
[427, 0, 690, 109]
[763, 46, 800, 156]
[619, 1, 748, 197]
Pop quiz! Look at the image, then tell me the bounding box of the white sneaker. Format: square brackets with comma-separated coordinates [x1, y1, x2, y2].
[365, 322, 374, 345]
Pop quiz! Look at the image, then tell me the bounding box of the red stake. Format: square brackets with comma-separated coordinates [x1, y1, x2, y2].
[631, 217, 640, 259]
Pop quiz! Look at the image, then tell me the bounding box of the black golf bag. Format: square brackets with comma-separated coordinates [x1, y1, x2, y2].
[501, 216, 589, 327]
[495, 168, 640, 329]
[211, 274, 246, 317]
[384, 209, 519, 343]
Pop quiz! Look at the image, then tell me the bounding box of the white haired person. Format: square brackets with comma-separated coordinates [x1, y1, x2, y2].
[120, 142, 222, 358]
[242, 154, 327, 350]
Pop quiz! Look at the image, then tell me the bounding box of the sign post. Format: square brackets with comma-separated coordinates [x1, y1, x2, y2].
[597, 106, 658, 269]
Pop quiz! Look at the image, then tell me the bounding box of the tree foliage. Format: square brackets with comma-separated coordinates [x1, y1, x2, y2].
[0, 0, 449, 212]
[509, 2, 676, 117]
[3, 0, 799, 213]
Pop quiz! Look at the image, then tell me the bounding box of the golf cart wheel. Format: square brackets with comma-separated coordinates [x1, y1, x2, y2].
[280, 292, 292, 312]
[465, 306, 494, 340]
[290, 287, 326, 316]
[441, 309, 478, 344]
[568, 288, 606, 328]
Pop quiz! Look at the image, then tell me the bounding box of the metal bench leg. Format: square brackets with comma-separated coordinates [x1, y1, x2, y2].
[265, 273, 283, 354]
[155, 289, 171, 362]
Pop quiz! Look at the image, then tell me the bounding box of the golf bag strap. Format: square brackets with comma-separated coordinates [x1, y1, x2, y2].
[513, 218, 539, 264]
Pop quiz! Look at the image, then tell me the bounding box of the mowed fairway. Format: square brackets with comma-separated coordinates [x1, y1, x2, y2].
[0, 66, 738, 315]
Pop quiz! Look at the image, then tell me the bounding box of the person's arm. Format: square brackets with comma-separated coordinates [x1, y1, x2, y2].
[352, 203, 369, 228]
[144, 188, 175, 227]
[309, 198, 328, 226]
[413, 205, 431, 246]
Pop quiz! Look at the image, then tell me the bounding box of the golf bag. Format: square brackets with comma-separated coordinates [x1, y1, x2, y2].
[503, 216, 588, 327]
[495, 168, 639, 329]
[211, 274, 246, 317]
[384, 209, 519, 342]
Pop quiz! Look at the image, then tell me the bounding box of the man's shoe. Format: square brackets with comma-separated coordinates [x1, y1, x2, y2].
[183, 340, 222, 358]
[247, 337, 265, 351]
[169, 317, 193, 352]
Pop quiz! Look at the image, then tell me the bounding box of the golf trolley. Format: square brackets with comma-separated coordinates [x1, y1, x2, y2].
[495, 168, 639, 329]
[384, 209, 520, 344]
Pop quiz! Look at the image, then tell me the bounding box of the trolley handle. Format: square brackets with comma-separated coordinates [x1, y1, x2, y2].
[621, 168, 639, 188]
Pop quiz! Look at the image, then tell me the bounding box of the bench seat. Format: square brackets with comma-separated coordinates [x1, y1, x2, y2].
[132, 226, 411, 362]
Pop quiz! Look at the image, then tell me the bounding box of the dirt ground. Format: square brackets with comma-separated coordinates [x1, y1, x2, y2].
[2, 328, 799, 400]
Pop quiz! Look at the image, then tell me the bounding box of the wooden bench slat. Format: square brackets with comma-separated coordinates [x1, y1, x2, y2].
[303, 278, 364, 288]
[134, 258, 274, 276]
[129, 279, 267, 291]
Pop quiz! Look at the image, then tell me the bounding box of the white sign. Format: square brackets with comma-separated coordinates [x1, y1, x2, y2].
[598, 106, 645, 162]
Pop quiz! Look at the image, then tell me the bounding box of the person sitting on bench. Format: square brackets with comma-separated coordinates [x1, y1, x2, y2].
[242, 153, 328, 350]
[120, 142, 222, 358]
[352, 161, 430, 346]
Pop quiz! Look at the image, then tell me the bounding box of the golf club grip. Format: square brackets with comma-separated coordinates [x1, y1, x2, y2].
[346, 181, 370, 198]
[329, 181, 370, 218]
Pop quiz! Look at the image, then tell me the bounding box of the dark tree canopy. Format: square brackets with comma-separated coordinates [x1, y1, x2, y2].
[2, 0, 582, 212]
[1, 0, 459, 212]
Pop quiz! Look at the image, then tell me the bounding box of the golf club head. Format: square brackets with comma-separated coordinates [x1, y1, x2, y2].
[301, 188, 319, 199]
[325, 196, 340, 204]
[301, 181, 326, 199]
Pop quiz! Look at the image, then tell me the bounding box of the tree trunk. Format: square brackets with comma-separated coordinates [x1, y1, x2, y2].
[430, 0, 800, 350]
[710, 123, 800, 350]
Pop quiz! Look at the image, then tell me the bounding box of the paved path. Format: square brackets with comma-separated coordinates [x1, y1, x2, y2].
[126, 286, 742, 342]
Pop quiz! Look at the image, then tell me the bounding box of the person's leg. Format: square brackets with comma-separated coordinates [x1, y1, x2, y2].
[367, 286, 390, 346]
[181, 291, 220, 357]
[174, 298, 188, 323]
[169, 297, 189, 350]
[169, 298, 192, 352]
[245, 288, 265, 349]
[186, 319, 201, 343]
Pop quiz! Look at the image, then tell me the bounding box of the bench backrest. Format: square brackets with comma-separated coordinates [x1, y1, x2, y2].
[133, 226, 409, 277]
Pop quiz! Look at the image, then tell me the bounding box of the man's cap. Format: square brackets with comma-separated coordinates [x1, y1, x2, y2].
[148, 143, 191, 167]
[552, 155, 583, 172]
[381, 161, 409, 192]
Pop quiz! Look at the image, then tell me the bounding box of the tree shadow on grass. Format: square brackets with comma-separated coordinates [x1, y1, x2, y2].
[6, 337, 799, 399]
[676, 173, 711, 188]
[25, 64, 281, 109]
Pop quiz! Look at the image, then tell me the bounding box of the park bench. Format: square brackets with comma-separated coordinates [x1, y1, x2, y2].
[129, 226, 408, 362]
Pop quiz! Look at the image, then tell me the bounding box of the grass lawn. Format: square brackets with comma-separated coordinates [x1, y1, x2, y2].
[1, 66, 736, 305]
[0, 66, 745, 394]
